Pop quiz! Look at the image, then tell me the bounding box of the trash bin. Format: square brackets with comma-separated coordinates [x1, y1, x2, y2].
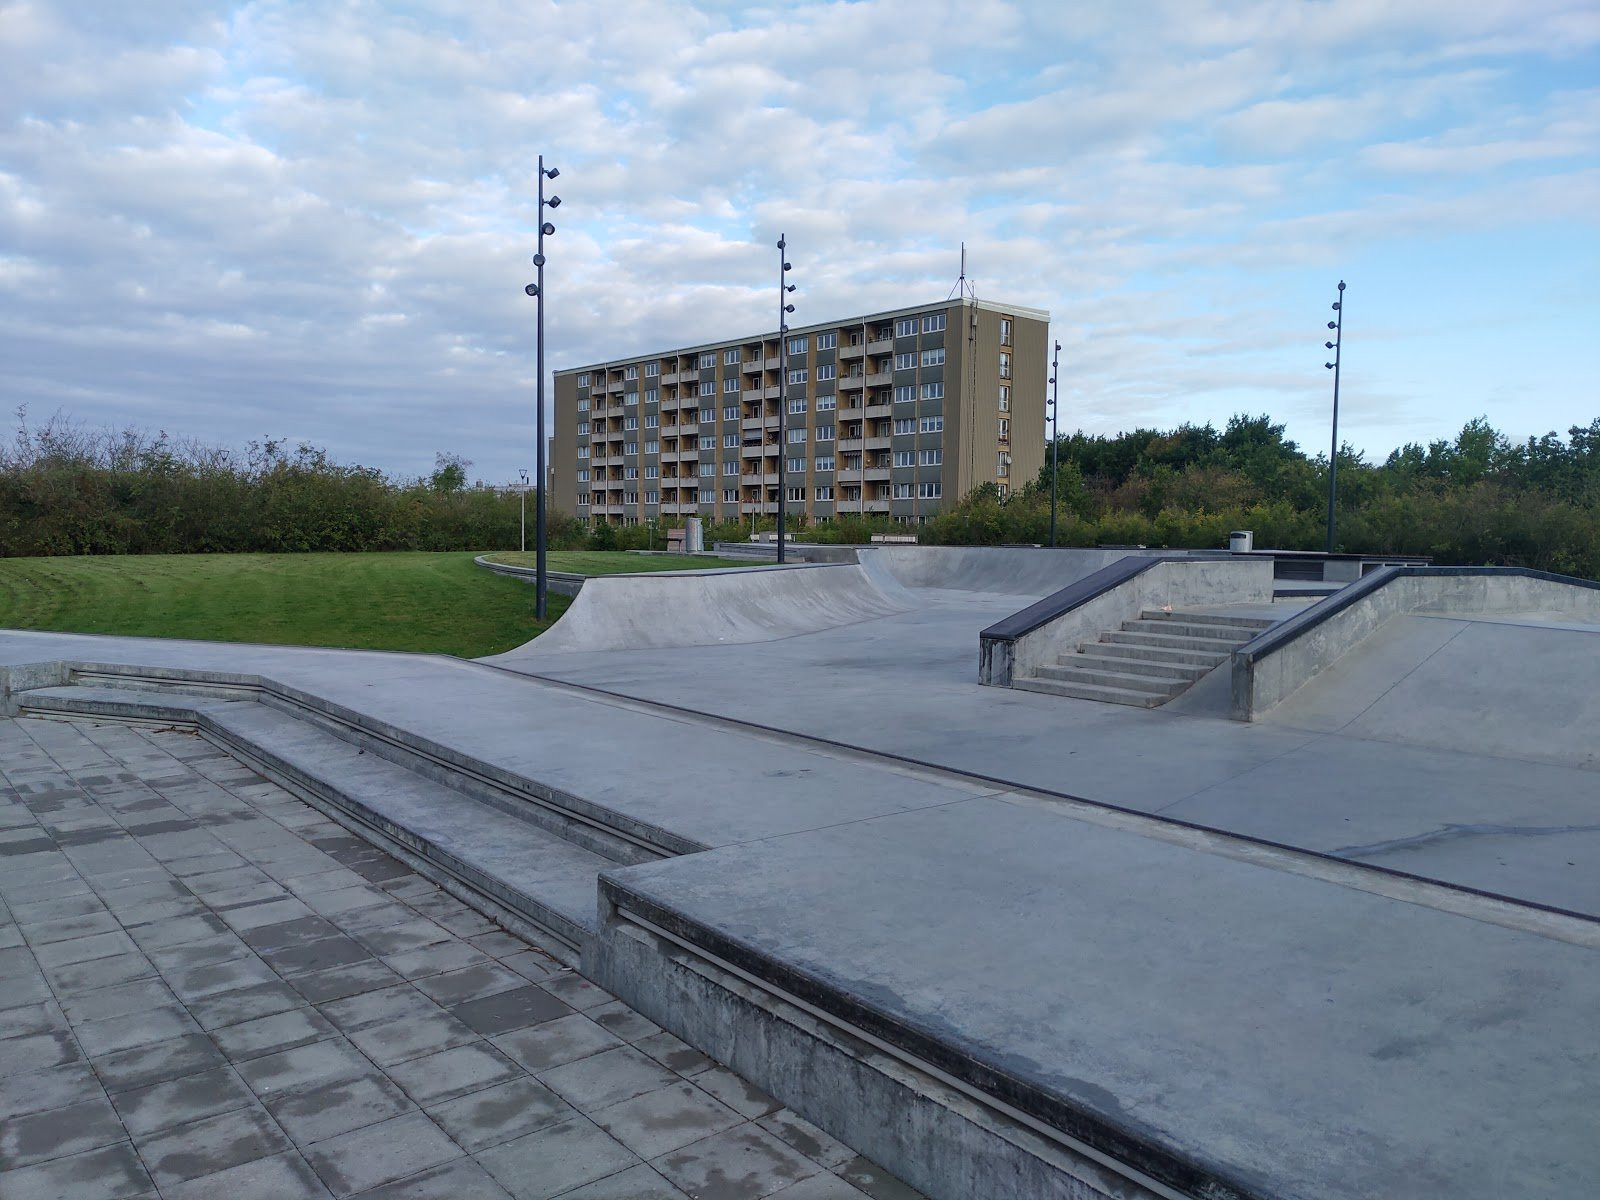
[1229, 530, 1254, 553]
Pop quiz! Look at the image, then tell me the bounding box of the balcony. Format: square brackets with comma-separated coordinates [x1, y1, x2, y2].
[836, 438, 864, 452]
[839, 342, 864, 359]
[865, 370, 892, 387]
[866, 337, 894, 352]
[838, 374, 865, 390]
[660, 371, 679, 385]
[865, 436, 891, 450]
[741, 417, 766, 431]
[742, 359, 762, 375]
[863, 499, 891, 512]
[864, 467, 891, 481]
[742, 502, 778, 515]
[864, 402, 893, 418]
[763, 385, 781, 399]
[740, 445, 765, 460]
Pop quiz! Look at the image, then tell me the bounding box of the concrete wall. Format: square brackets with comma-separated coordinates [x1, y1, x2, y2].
[986, 558, 1275, 686]
[862, 545, 1158, 595]
[1233, 569, 1600, 721]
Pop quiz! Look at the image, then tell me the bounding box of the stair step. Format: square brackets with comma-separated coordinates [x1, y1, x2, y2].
[1087, 640, 1230, 667]
[1058, 652, 1211, 682]
[16, 685, 616, 961]
[1138, 610, 1277, 631]
[1013, 677, 1167, 707]
[1103, 629, 1245, 653]
[1032, 665, 1183, 695]
[1120, 618, 1262, 642]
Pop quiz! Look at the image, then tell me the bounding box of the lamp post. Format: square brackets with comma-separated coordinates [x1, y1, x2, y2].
[523, 156, 562, 619]
[1323, 280, 1345, 555]
[1048, 340, 1061, 548]
[776, 235, 796, 565]
[518, 469, 528, 554]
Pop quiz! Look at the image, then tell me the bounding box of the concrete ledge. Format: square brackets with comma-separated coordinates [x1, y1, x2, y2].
[473, 555, 587, 595]
[979, 557, 1273, 686]
[1232, 565, 1600, 720]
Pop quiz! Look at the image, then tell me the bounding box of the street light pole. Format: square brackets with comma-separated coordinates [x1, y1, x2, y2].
[1324, 280, 1346, 555]
[776, 236, 795, 565]
[518, 469, 528, 554]
[524, 156, 562, 619]
[1049, 340, 1061, 548]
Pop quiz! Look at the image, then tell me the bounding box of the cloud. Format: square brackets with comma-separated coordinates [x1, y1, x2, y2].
[0, 0, 1595, 485]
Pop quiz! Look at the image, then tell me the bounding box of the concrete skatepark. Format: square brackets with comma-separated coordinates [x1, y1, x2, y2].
[3, 545, 1597, 1198]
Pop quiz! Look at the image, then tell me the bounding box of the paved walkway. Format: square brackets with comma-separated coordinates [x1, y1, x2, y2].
[0, 716, 918, 1200]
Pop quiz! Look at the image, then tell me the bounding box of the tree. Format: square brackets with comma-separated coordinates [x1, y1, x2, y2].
[430, 452, 471, 493]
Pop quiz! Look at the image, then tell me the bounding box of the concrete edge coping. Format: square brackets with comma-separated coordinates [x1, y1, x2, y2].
[1233, 564, 1600, 666]
[596, 873, 1266, 1200]
[44, 659, 706, 859]
[472, 553, 844, 585]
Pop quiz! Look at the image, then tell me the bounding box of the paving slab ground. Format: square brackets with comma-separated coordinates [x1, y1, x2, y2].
[0, 715, 919, 1200]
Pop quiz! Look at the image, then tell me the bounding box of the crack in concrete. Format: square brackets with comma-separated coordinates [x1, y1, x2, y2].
[1336, 823, 1600, 859]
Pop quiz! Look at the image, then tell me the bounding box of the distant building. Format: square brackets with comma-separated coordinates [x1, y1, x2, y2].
[551, 298, 1048, 526]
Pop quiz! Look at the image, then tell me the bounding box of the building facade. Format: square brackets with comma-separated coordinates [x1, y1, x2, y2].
[551, 298, 1048, 527]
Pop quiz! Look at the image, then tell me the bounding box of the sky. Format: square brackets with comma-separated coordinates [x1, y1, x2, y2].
[1, 0, 1596, 486]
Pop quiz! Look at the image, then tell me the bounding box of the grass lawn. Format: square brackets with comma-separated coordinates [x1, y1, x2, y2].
[482, 551, 754, 574]
[0, 552, 568, 658]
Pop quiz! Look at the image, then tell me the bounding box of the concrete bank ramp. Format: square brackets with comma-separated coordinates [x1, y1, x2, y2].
[1265, 614, 1600, 770]
[859, 545, 1159, 596]
[488, 563, 910, 657]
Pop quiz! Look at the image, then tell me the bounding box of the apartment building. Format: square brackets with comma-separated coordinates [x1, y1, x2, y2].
[550, 298, 1048, 527]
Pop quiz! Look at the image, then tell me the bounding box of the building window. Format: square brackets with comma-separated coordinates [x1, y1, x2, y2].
[699, 353, 716, 369]
[893, 450, 914, 467]
[646, 440, 660, 455]
[577, 397, 589, 412]
[920, 348, 945, 367]
[920, 416, 944, 433]
[645, 361, 660, 377]
[894, 352, 916, 371]
[577, 446, 590, 458]
[724, 432, 738, 448]
[724, 348, 739, 365]
[723, 488, 737, 503]
[578, 373, 591, 387]
[893, 482, 912, 499]
[919, 382, 944, 401]
[624, 441, 638, 455]
[646, 490, 660, 504]
[918, 482, 942, 499]
[645, 413, 659, 429]
[787, 428, 806, 444]
[999, 318, 1013, 345]
[919, 448, 942, 466]
[893, 418, 915, 435]
[699, 381, 714, 396]
[645, 464, 659, 478]
[815, 363, 835, 381]
[699, 462, 714, 477]
[816, 332, 836, 350]
[724, 377, 740, 393]
[624, 467, 638, 480]
[724, 461, 739, 475]
[999, 352, 1011, 378]
[788, 336, 808, 354]
[998, 385, 1009, 412]
[699, 435, 715, 450]
[816, 394, 836, 411]
[894, 318, 918, 338]
[893, 385, 915, 404]
[723, 405, 738, 421]
[815, 455, 835, 472]
[578, 493, 590, 506]
[815, 485, 834, 501]
[998, 418, 1009, 441]
[783, 487, 803, 502]
[997, 451, 1011, 476]
[788, 369, 808, 384]
[624, 415, 638, 430]
[577, 469, 589, 482]
[921, 313, 946, 333]
[577, 422, 589, 435]
[625, 365, 638, 380]
[700, 488, 715, 503]
[788, 397, 806, 414]
[683, 409, 700, 424]
[787, 457, 804, 474]
[815, 425, 835, 442]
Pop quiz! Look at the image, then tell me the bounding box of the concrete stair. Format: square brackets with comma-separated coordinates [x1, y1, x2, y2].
[12, 669, 688, 964]
[1018, 609, 1276, 706]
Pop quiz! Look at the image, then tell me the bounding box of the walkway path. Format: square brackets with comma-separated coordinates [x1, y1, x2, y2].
[0, 716, 916, 1200]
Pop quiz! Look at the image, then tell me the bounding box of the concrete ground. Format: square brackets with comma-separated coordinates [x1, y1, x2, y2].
[0, 716, 917, 1200]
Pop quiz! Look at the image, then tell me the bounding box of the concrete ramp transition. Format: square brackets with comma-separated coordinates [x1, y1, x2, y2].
[859, 544, 1158, 595]
[491, 562, 910, 657]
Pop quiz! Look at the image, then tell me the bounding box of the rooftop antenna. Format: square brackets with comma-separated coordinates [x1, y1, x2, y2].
[948, 243, 976, 301]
